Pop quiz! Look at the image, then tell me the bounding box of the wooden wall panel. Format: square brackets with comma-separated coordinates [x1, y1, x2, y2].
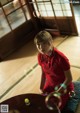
[39, 17, 78, 36]
[0, 19, 38, 61]
[57, 17, 78, 35]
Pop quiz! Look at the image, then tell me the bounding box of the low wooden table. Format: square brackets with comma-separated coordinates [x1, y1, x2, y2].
[1, 94, 60, 113]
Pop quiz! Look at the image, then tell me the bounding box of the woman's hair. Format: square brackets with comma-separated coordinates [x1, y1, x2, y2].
[34, 30, 53, 44]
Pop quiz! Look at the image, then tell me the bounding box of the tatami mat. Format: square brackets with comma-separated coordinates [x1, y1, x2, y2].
[71, 67, 80, 81]
[57, 36, 80, 67]
[0, 40, 38, 96]
[1, 66, 41, 102]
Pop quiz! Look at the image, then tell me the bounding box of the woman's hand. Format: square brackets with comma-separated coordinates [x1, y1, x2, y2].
[56, 86, 67, 95]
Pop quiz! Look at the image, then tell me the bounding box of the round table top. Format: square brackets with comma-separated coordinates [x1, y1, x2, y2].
[1, 93, 60, 113]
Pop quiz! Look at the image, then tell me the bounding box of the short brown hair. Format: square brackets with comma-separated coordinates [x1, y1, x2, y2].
[34, 30, 53, 44]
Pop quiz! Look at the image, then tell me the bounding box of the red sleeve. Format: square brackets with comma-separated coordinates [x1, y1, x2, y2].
[38, 53, 42, 66]
[60, 54, 70, 71]
[40, 68, 46, 91]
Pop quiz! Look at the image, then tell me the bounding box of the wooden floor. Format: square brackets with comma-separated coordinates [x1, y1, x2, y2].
[0, 36, 80, 113]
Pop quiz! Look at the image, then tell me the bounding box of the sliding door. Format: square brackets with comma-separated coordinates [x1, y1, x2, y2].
[29, 0, 78, 35]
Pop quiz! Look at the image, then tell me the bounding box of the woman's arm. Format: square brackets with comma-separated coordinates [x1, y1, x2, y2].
[40, 67, 46, 92]
[63, 69, 73, 86]
[57, 69, 73, 94]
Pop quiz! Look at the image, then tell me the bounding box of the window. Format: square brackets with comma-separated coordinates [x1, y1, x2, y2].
[30, 0, 72, 17]
[0, 8, 11, 38]
[52, 0, 72, 16]
[0, 0, 31, 38]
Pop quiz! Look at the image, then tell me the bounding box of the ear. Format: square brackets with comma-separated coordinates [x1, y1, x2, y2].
[49, 39, 53, 46]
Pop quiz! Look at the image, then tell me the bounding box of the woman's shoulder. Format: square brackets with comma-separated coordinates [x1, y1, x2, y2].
[38, 53, 44, 61]
[38, 52, 43, 58]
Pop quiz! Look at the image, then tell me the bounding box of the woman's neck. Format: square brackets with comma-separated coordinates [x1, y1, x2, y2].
[46, 48, 54, 57]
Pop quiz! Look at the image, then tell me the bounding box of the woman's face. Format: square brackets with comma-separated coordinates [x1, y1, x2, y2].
[36, 41, 53, 55]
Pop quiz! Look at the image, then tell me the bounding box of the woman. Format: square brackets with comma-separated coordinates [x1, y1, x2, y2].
[34, 30, 74, 113]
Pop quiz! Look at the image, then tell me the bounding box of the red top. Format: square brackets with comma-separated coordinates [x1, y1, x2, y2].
[38, 48, 74, 110]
